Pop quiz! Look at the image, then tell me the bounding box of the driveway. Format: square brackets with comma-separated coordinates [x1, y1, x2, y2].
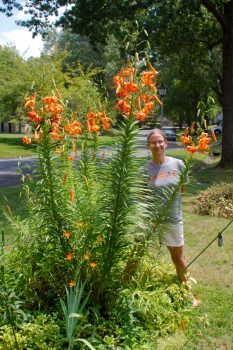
[0, 130, 182, 188]
[0, 157, 37, 188]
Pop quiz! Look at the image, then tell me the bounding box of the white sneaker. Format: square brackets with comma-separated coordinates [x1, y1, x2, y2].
[190, 294, 201, 308]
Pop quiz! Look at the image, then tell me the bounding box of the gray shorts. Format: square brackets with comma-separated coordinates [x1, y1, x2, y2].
[158, 222, 184, 247]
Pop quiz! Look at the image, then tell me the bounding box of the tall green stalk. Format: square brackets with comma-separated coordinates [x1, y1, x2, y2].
[97, 117, 139, 298]
[35, 141, 67, 258]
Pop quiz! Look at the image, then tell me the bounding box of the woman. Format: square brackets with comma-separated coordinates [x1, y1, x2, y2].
[144, 128, 200, 306]
[146, 128, 188, 282]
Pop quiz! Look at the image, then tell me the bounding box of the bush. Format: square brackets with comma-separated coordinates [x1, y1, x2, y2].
[87, 258, 192, 349]
[195, 181, 233, 219]
[0, 314, 63, 350]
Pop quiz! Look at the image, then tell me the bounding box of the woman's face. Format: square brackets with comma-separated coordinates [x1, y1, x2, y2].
[147, 133, 167, 155]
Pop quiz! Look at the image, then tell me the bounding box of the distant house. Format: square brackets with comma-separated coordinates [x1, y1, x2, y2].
[0, 122, 30, 134]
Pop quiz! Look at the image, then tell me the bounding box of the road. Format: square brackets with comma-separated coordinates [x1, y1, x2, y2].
[0, 156, 37, 188]
[0, 130, 182, 188]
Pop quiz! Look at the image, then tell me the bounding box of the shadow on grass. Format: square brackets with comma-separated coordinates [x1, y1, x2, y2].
[0, 184, 29, 241]
[0, 134, 35, 152]
[0, 184, 28, 219]
[190, 157, 233, 191]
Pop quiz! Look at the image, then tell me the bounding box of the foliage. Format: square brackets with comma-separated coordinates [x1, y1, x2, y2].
[85, 258, 191, 349]
[0, 44, 105, 125]
[2, 157, 233, 348]
[2, 0, 233, 166]
[42, 29, 103, 70]
[0, 45, 28, 122]
[4, 55, 163, 305]
[195, 181, 233, 219]
[0, 52, 211, 347]
[0, 314, 63, 350]
[197, 96, 219, 127]
[60, 279, 91, 349]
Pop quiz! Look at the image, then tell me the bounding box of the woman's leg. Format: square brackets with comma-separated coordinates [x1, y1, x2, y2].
[167, 245, 187, 283]
[167, 245, 200, 307]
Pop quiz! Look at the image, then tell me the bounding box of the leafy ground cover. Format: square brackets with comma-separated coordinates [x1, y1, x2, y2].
[1, 156, 232, 349]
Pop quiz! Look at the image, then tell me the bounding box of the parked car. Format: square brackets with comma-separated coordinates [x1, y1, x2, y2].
[161, 127, 176, 141]
[210, 122, 222, 135]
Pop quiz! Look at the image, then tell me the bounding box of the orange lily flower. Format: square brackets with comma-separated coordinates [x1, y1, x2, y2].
[91, 125, 100, 133]
[22, 136, 31, 144]
[69, 280, 75, 288]
[24, 92, 37, 109]
[33, 130, 43, 141]
[184, 127, 189, 137]
[102, 123, 110, 130]
[42, 96, 58, 104]
[148, 62, 159, 75]
[89, 262, 97, 268]
[187, 145, 198, 153]
[198, 144, 209, 152]
[135, 110, 147, 121]
[70, 188, 75, 204]
[63, 231, 71, 238]
[180, 135, 192, 145]
[66, 252, 74, 260]
[212, 130, 217, 142]
[63, 173, 68, 185]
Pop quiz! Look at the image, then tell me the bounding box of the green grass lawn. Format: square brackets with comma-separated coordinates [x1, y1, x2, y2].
[181, 211, 233, 349]
[0, 185, 28, 240]
[157, 157, 233, 349]
[0, 132, 118, 159]
[0, 155, 232, 348]
[0, 133, 36, 158]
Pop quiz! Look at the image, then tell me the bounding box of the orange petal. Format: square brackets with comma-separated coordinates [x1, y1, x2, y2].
[211, 130, 217, 142]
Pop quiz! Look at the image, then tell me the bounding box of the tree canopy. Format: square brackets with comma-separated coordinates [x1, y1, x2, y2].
[1, 0, 233, 166]
[0, 44, 105, 123]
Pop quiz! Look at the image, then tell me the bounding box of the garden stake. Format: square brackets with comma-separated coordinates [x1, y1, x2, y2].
[163, 217, 233, 293]
[1, 229, 5, 283]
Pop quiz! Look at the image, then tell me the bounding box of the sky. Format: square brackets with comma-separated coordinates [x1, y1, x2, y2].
[0, 8, 44, 59]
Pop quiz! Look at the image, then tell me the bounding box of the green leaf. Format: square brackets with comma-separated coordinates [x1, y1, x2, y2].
[68, 313, 82, 318]
[74, 338, 97, 350]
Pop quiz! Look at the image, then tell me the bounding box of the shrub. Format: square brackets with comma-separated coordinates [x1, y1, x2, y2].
[195, 181, 233, 219]
[86, 257, 191, 349]
[0, 314, 63, 350]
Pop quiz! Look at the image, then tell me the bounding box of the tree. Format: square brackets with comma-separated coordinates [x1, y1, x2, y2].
[146, 1, 232, 167]
[159, 49, 216, 128]
[41, 29, 124, 98]
[0, 44, 105, 125]
[42, 29, 104, 71]
[0, 45, 29, 122]
[1, 0, 232, 166]
[200, 0, 233, 167]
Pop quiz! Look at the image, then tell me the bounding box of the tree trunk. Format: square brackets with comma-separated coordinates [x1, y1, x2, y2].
[219, 1, 233, 167]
